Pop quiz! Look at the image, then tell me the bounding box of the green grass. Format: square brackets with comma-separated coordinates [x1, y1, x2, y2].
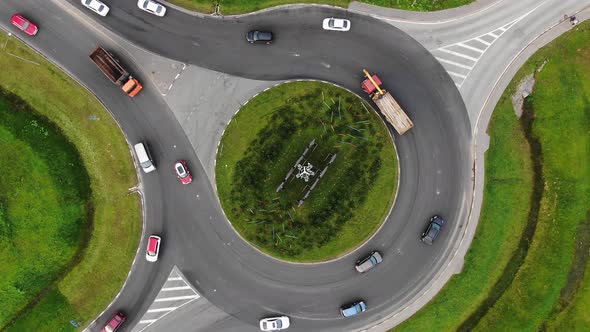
[0, 95, 90, 328]
[168, 0, 474, 15]
[394, 21, 590, 331]
[0, 33, 140, 330]
[216, 81, 397, 261]
[473, 22, 590, 331]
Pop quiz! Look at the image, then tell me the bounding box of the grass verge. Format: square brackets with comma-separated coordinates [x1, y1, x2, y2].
[168, 0, 474, 15]
[216, 81, 397, 261]
[473, 22, 590, 331]
[0, 32, 140, 331]
[394, 22, 590, 331]
[0, 92, 91, 329]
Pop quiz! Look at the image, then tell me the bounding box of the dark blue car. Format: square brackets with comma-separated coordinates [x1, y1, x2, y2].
[421, 215, 445, 244]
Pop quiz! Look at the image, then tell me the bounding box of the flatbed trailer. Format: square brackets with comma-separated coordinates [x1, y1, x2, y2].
[361, 69, 413, 135]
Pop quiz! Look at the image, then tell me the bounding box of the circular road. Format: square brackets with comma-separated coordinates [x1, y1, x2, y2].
[14, 1, 473, 331]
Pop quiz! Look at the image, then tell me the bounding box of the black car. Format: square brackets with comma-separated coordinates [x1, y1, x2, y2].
[421, 215, 445, 244]
[246, 30, 273, 44]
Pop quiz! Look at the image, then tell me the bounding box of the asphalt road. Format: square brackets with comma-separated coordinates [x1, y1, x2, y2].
[0, 1, 472, 331]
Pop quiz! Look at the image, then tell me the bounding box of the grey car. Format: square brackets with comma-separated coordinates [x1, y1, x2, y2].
[421, 215, 445, 244]
[340, 301, 366, 318]
[355, 251, 382, 272]
[246, 30, 273, 44]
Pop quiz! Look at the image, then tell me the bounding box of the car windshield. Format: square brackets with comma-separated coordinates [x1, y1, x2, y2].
[140, 160, 153, 168]
[21, 21, 30, 29]
[176, 165, 186, 176]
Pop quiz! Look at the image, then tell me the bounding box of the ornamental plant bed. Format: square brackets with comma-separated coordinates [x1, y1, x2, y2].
[216, 81, 397, 261]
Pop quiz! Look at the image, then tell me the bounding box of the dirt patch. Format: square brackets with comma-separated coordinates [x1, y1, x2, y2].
[512, 74, 535, 118]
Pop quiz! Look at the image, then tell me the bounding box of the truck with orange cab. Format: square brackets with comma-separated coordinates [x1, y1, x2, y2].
[89, 46, 143, 97]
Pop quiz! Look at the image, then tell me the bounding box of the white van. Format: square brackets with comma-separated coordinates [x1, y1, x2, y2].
[134, 143, 156, 173]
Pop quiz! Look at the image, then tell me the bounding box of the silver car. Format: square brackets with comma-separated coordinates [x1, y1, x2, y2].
[355, 251, 382, 273]
[137, 0, 166, 17]
[81, 0, 110, 17]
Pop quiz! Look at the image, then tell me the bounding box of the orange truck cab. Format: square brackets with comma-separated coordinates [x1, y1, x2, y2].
[122, 77, 143, 97]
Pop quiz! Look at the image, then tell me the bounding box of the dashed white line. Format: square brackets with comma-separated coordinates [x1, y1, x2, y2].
[139, 319, 158, 324]
[436, 57, 473, 69]
[488, 32, 499, 38]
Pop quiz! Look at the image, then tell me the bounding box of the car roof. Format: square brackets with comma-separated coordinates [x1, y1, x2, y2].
[148, 236, 159, 252]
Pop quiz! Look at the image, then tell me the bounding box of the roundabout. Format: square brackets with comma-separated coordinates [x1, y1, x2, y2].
[216, 81, 398, 261]
[0, 1, 494, 331]
[95, 5, 474, 330]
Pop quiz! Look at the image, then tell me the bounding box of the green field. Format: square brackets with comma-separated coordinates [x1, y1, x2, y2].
[216, 81, 397, 261]
[0, 33, 140, 331]
[395, 21, 590, 331]
[168, 0, 475, 15]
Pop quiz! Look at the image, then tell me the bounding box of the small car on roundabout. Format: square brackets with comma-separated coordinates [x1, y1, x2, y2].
[322, 17, 351, 31]
[10, 14, 38, 36]
[259, 316, 290, 331]
[137, 0, 166, 17]
[247, 30, 273, 44]
[101, 311, 125, 332]
[340, 301, 366, 318]
[174, 160, 192, 185]
[145, 235, 161, 262]
[421, 215, 445, 244]
[81, 0, 110, 17]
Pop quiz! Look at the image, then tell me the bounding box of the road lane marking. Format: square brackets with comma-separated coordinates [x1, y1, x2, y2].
[456, 42, 485, 53]
[154, 295, 200, 302]
[435, 57, 473, 70]
[162, 286, 192, 291]
[438, 48, 478, 61]
[147, 307, 178, 313]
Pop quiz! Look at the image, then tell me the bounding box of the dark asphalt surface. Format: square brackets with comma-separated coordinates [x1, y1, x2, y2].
[1, 1, 472, 331]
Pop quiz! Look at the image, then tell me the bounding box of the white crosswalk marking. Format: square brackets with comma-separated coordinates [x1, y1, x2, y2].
[147, 307, 177, 313]
[131, 266, 202, 332]
[154, 295, 199, 302]
[430, 1, 547, 88]
[162, 286, 192, 291]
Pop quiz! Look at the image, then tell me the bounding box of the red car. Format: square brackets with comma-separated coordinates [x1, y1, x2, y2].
[10, 14, 38, 36]
[101, 312, 126, 332]
[174, 160, 192, 184]
[145, 235, 161, 262]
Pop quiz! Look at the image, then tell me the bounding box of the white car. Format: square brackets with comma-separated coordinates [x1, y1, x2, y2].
[322, 17, 351, 31]
[145, 235, 161, 262]
[137, 0, 166, 17]
[81, 0, 110, 17]
[259, 316, 290, 331]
